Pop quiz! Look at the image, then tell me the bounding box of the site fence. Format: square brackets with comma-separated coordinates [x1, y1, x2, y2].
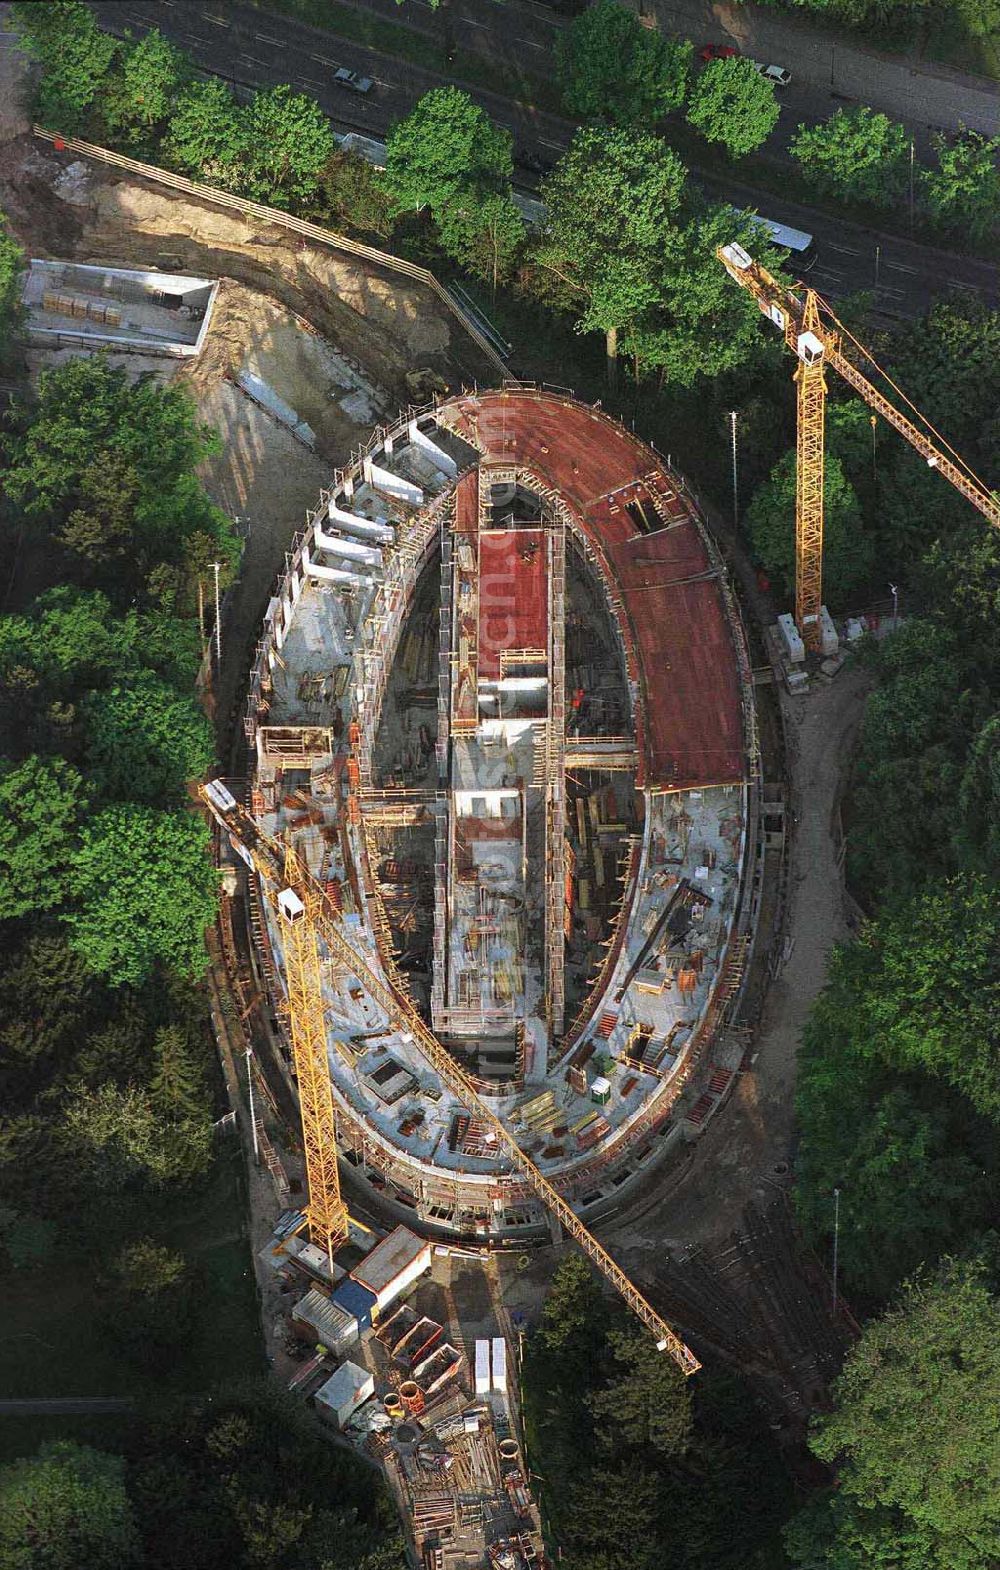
[32, 127, 510, 377]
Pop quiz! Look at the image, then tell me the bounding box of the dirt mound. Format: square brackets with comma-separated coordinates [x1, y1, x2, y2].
[2, 131, 494, 397]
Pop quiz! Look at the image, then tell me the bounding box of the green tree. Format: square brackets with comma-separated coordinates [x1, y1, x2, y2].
[0, 757, 87, 920]
[686, 57, 780, 158]
[66, 804, 218, 985]
[110, 1238, 198, 1364]
[802, 1261, 1000, 1570]
[846, 620, 973, 902]
[534, 1251, 610, 1366]
[587, 1328, 692, 1455]
[114, 1236, 187, 1294]
[791, 107, 910, 208]
[0, 1441, 140, 1570]
[385, 87, 512, 213]
[621, 200, 782, 387]
[786, 1490, 938, 1570]
[562, 1465, 662, 1570]
[103, 27, 188, 145]
[83, 670, 213, 804]
[9, 1, 118, 134]
[556, 0, 691, 126]
[922, 129, 1000, 240]
[745, 450, 873, 603]
[845, 876, 1000, 1117]
[0, 209, 25, 370]
[794, 1004, 997, 1299]
[436, 188, 525, 290]
[64, 1081, 211, 1187]
[240, 85, 335, 209]
[150, 1023, 207, 1122]
[538, 126, 687, 378]
[57, 452, 140, 575]
[311, 149, 397, 239]
[0, 934, 98, 1109]
[955, 0, 1000, 34]
[164, 77, 247, 184]
[956, 714, 1000, 878]
[2, 357, 218, 527]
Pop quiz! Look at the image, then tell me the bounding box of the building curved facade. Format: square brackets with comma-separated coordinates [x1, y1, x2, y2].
[244, 387, 759, 1240]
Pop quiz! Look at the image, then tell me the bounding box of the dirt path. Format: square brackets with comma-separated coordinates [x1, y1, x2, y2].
[608, 665, 870, 1269]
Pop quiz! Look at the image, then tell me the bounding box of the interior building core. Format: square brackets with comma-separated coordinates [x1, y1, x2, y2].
[243, 388, 760, 1240]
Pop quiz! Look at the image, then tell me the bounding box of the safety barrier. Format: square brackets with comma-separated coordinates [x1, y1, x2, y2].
[32, 127, 510, 377]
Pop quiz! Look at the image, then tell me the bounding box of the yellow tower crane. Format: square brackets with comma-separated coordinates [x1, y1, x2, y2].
[717, 242, 1000, 650]
[202, 779, 701, 1378]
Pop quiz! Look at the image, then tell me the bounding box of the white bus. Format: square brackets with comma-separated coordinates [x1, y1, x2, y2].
[748, 214, 818, 271]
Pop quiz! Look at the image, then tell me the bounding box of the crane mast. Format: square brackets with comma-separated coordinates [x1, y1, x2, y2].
[717, 242, 1000, 643]
[794, 291, 827, 650]
[202, 781, 701, 1377]
[276, 845, 350, 1268]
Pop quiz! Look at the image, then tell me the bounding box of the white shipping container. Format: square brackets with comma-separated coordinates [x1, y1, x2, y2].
[474, 1338, 491, 1395]
[352, 1226, 432, 1312]
[491, 1336, 507, 1394]
[314, 1361, 374, 1428]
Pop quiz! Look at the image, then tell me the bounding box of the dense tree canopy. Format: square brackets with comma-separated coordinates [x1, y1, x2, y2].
[0, 1441, 140, 1570]
[66, 805, 218, 985]
[0, 209, 25, 368]
[789, 1263, 1000, 1570]
[791, 107, 910, 207]
[163, 77, 248, 183]
[385, 87, 513, 213]
[846, 619, 974, 901]
[0, 756, 87, 920]
[103, 28, 189, 145]
[922, 130, 1000, 241]
[556, 0, 691, 126]
[686, 57, 780, 158]
[523, 1255, 791, 1569]
[537, 126, 687, 371]
[83, 671, 214, 805]
[10, 0, 118, 133]
[745, 450, 872, 603]
[436, 189, 525, 290]
[1, 358, 237, 611]
[240, 85, 335, 209]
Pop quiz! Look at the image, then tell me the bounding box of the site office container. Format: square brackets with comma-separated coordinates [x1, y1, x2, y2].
[291, 1287, 359, 1358]
[313, 1360, 374, 1428]
[350, 1224, 432, 1314]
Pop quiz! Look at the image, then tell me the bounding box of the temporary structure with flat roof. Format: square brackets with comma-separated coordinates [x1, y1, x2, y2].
[314, 1360, 374, 1427]
[351, 1225, 432, 1311]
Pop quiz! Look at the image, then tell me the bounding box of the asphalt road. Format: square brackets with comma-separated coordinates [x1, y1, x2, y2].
[90, 0, 998, 320]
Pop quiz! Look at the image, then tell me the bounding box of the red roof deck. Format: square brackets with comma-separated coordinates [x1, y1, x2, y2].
[443, 391, 745, 789]
[477, 529, 548, 680]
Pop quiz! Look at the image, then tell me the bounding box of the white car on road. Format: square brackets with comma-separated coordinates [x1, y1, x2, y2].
[750, 61, 792, 87]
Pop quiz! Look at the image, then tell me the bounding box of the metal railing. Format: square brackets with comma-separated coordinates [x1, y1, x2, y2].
[33, 127, 510, 377]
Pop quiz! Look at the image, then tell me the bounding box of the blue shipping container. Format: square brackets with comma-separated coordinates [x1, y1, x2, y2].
[333, 1278, 378, 1331]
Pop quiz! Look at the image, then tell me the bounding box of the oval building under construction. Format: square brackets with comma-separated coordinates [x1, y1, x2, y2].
[241, 386, 760, 1241]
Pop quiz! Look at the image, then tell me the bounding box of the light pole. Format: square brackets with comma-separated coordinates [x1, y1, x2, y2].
[909, 140, 915, 233]
[212, 560, 222, 666]
[245, 1046, 259, 1164]
[729, 410, 739, 532]
[889, 582, 898, 630]
[832, 1187, 841, 1313]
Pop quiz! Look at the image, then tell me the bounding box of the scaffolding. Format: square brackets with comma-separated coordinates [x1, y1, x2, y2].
[544, 505, 567, 1048]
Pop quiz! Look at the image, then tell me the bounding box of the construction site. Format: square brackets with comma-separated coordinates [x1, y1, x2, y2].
[198, 383, 766, 1564]
[230, 387, 761, 1246]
